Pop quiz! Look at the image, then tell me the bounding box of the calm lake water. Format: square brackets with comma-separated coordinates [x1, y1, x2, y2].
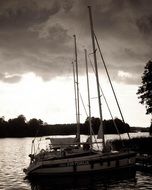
[0, 133, 152, 190]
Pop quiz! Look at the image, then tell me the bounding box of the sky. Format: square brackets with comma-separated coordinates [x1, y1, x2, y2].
[0, 0, 151, 127]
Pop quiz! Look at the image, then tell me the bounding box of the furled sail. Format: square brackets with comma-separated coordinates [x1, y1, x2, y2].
[97, 124, 103, 139]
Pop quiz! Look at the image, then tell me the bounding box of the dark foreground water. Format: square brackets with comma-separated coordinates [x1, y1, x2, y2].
[27, 172, 152, 190]
[0, 135, 152, 190]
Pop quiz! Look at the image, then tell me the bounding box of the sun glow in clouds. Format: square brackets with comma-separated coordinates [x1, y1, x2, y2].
[118, 71, 132, 78]
[0, 72, 151, 127]
[0, 73, 76, 124]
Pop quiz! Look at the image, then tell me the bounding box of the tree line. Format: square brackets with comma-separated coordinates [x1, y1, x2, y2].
[0, 115, 131, 138]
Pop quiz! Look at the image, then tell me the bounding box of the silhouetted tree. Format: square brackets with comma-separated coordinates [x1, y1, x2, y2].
[137, 60, 152, 132]
[7, 115, 27, 137]
[137, 60, 152, 115]
[27, 118, 44, 136]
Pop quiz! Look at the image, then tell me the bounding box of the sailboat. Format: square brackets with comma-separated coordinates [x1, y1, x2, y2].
[24, 6, 136, 178]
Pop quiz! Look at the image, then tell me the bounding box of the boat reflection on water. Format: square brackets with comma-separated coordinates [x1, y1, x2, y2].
[28, 169, 136, 190]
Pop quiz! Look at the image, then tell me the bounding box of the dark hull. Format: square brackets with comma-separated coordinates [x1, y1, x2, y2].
[27, 163, 136, 178]
[25, 151, 136, 179]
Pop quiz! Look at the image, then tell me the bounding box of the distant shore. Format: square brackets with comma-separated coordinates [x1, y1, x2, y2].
[0, 115, 149, 138]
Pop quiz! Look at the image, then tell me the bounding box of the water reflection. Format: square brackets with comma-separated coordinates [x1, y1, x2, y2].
[28, 173, 137, 190]
[0, 136, 151, 189]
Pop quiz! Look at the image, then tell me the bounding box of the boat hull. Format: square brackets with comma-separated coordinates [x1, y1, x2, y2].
[25, 151, 136, 178]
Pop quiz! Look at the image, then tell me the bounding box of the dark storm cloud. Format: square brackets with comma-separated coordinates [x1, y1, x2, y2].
[136, 15, 152, 36]
[0, 0, 61, 28]
[0, 0, 151, 84]
[86, 0, 152, 84]
[0, 0, 74, 83]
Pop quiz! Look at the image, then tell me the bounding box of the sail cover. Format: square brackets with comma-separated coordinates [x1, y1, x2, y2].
[49, 137, 76, 148]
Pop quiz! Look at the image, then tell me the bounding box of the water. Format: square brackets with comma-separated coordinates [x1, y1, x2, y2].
[0, 133, 152, 190]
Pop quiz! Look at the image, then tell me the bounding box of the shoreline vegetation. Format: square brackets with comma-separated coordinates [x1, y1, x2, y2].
[111, 137, 152, 155]
[1, 114, 152, 155]
[0, 114, 149, 138]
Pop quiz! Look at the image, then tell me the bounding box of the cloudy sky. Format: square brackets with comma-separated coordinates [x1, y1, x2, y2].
[0, 0, 151, 127]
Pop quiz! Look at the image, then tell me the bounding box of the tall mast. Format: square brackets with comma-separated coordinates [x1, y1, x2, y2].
[88, 6, 105, 149]
[72, 62, 78, 126]
[73, 35, 80, 144]
[85, 49, 92, 148]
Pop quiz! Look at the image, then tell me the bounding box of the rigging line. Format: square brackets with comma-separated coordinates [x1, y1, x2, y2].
[94, 33, 130, 140]
[88, 54, 122, 142]
[80, 92, 88, 117]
